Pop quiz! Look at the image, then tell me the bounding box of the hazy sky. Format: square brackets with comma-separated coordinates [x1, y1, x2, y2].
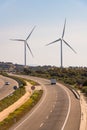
[0, 0, 87, 67]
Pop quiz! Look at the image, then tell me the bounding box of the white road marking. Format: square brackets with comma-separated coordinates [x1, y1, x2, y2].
[46, 116, 48, 119]
[54, 101, 56, 105]
[13, 79, 71, 130]
[13, 84, 47, 130]
[53, 105, 55, 108]
[50, 110, 52, 113]
[57, 83, 71, 130]
[40, 123, 44, 127]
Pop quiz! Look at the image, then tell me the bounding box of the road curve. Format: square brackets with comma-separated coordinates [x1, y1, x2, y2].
[9, 75, 81, 130]
[0, 75, 18, 100]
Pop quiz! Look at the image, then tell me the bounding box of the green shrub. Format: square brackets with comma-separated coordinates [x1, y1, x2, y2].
[0, 87, 25, 112]
[83, 80, 87, 86]
[0, 74, 26, 112]
[0, 90, 43, 130]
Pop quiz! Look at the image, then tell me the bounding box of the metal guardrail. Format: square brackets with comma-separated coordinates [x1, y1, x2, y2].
[57, 81, 80, 100]
[71, 89, 80, 100]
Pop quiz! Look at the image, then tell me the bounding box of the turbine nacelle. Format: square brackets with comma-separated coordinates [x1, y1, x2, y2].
[46, 19, 76, 68]
[10, 26, 36, 66]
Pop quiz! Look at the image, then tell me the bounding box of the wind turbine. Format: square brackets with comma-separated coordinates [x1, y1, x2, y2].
[10, 26, 36, 66]
[46, 19, 76, 68]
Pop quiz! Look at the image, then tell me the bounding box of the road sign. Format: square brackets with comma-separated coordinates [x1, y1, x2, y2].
[31, 86, 35, 90]
[13, 86, 17, 90]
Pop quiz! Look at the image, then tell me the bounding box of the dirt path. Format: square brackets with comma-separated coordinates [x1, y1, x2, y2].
[0, 82, 42, 122]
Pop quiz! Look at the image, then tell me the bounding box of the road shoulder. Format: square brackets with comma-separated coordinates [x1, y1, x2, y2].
[78, 91, 87, 130]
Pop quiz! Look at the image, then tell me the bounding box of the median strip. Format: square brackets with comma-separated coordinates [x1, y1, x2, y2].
[0, 82, 31, 122]
[0, 89, 43, 130]
[0, 74, 43, 130]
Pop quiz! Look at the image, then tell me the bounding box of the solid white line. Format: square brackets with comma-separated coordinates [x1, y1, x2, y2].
[57, 83, 71, 130]
[46, 116, 48, 119]
[13, 79, 71, 130]
[14, 84, 47, 130]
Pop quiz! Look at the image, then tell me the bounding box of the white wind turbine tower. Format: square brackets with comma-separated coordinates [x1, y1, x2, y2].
[10, 26, 36, 66]
[46, 19, 76, 68]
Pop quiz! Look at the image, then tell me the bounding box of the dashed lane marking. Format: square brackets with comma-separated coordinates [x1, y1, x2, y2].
[40, 123, 44, 127]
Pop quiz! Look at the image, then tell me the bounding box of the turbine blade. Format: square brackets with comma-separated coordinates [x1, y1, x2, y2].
[26, 26, 36, 41]
[63, 39, 77, 53]
[25, 41, 34, 57]
[46, 38, 61, 46]
[62, 19, 66, 38]
[10, 39, 24, 41]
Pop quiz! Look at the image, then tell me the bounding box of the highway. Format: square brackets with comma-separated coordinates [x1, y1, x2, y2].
[0, 75, 18, 100]
[9, 75, 81, 130]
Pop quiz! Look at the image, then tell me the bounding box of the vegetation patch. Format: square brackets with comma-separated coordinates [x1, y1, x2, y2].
[0, 87, 25, 112]
[25, 79, 40, 86]
[0, 73, 27, 112]
[23, 66, 87, 96]
[0, 72, 41, 112]
[1, 73, 26, 87]
[0, 90, 43, 130]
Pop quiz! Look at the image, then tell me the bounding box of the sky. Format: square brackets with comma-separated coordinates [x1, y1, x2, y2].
[0, 0, 87, 67]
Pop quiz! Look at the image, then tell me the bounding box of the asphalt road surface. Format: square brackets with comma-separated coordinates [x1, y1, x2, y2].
[0, 75, 18, 100]
[10, 75, 81, 130]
